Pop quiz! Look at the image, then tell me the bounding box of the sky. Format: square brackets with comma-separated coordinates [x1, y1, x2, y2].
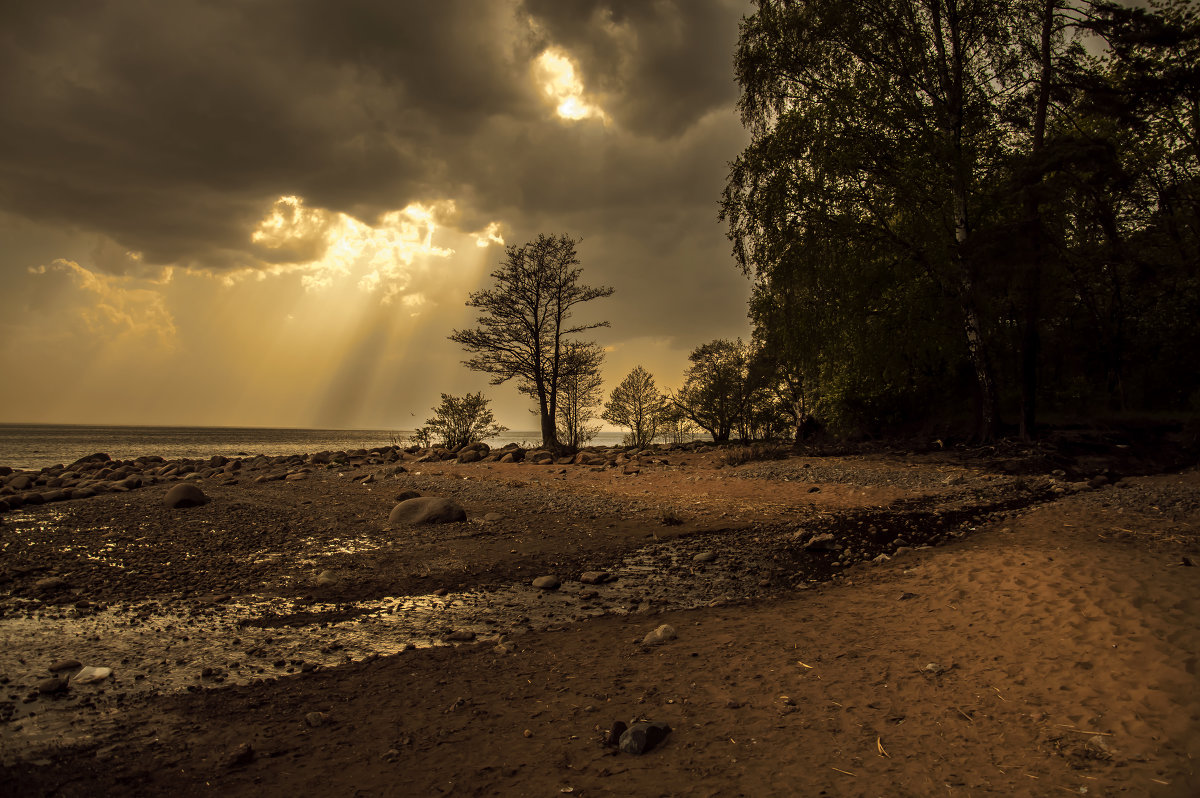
[0, 0, 754, 431]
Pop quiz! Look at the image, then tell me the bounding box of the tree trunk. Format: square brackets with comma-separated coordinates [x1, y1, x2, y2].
[1019, 0, 1056, 440]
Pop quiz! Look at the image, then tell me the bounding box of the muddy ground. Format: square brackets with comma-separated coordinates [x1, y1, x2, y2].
[1, 433, 1198, 796]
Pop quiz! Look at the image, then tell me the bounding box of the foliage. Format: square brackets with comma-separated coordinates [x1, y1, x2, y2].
[723, 0, 1200, 440]
[602, 366, 670, 449]
[450, 234, 613, 450]
[722, 443, 791, 468]
[420, 392, 507, 450]
[659, 404, 701, 445]
[556, 341, 605, 450]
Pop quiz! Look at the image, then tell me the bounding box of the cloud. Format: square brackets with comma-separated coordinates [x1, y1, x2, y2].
[0, 0, 748, 276]
[36, 259, 178, 346]
[0, 1, 756, 429]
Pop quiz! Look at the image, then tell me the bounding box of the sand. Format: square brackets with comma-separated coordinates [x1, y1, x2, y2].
[1, 446, 1197, 796]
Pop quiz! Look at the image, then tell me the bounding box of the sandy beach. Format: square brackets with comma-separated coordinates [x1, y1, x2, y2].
[2, 437, 1198, 796]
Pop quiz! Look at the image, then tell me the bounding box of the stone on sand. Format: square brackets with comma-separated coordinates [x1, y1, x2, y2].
[532, 575, 560, 590]
[71, 666, 112, 684]
[642, 624, 676, 645]
[388, 496, 466, 525]
[163, 483, 208, 509]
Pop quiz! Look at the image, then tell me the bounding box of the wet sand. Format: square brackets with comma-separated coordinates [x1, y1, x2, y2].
[1, 444, 1198, 796]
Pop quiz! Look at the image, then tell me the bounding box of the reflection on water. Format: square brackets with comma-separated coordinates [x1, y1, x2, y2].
[0, 529, 809, 757]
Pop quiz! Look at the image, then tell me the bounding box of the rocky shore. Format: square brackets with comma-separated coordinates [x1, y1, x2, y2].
[2, 433, 1198, 796]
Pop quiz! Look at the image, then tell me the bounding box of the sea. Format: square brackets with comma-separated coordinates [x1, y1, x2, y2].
[0, 424, 634, 472]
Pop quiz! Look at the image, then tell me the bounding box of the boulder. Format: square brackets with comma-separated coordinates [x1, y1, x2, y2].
[457, 449, 483, 464]
[163, 483, 208, 509]
[388, 496, 466, 525]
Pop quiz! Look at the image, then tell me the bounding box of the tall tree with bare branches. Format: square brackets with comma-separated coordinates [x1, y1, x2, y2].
[450, 234, 613, 450]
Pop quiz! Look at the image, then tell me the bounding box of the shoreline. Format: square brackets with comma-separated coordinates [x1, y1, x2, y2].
[2, 439, 1197, 795]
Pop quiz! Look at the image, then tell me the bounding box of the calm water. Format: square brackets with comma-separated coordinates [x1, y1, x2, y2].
[0, 424, 633, 471]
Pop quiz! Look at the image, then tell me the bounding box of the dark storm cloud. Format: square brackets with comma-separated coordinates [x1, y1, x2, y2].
[520, 0, 746, 138]
[0, 0, 749, 275]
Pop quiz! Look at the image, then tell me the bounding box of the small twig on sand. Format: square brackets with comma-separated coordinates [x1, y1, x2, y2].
[1054, 725, 1111, 736]
[831, 767, 856, 777]
[955, 707, 974, 722]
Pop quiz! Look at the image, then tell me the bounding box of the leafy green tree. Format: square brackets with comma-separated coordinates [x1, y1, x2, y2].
[724, 0, 1035, 440]
[419, 392, 507, 450]
[450, 234, 613, 451]
[602, 366, 670, 448]
[673, 339, 757, 443]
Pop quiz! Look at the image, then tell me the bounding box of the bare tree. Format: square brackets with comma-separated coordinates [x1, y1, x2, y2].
[556, 341, 605, 450]
[602, 365, 669, 448]
[450, 234, 613, 450]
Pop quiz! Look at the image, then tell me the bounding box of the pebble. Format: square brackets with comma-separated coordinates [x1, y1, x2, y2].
[642, 624, 676, 646]
[34, 576, 69, 592]
[48, 659, 82, 673]
[692, 552, 716, 563]
[532, 575, 560, 590]
[315, 570, 337, 587]
[306, 711, 327, 727]
[36, 677, 68, 694]
[446, 630, 476, 642]
[579, 571, 610, 585]
[226, 742, 255, 767]
[70, 666, 112, 684]
[618, 721, 671, 754]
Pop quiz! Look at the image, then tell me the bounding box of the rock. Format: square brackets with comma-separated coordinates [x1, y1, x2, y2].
[163, 483, 208, 509]
[315, 570, 337, 587]
[807, 486, 821, 493]
[532, 575, 560, 590]
[692, 551, 716, 563]
[446, 630, 476, 642]
[226, 742, 255, 768]
[34, 576, 69, 592]
[8, 475, 32, 491]
[605, 720, 628, 747]
[395, 490, 422, 502]
[37, 677, 68, 694]
[388, 496, 466, 525]
[618, 721, 671, 754]
[622, 464, 641, 475]
[71, 666, 112, 684]
[483, 512, 504, 522]
[579, 571, 610, 585]
[305, 711, 327, 727]
[457, 450, 483, 464]
[499, 453, 516, 464]
[48, 659, 82, 673]
[642, 624, 676, 645]
[872, 553, 891, 564]
[803, 533, 840, 551]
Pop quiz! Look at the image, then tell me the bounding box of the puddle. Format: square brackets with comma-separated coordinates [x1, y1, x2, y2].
[0, 529, 814, 759]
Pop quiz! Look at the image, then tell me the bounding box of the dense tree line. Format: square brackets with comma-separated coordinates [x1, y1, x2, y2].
[721, 0, 1200, 440]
